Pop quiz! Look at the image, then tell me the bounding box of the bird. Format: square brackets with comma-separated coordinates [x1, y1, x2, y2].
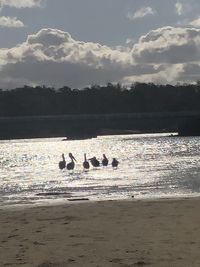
[102, 154, 109, 167]
[83, 153, 90, 170]
[66, 153, 76, 171]
[89, 157, 100, 167]
[59, 154, 66, 169]
[112, 158, 119, 168]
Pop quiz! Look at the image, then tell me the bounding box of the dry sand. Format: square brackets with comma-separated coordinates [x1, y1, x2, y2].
[0, 197, 200, 267]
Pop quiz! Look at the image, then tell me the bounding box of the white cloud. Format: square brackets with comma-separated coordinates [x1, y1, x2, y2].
[132, 26, 200, 64]
[175, 2, 192, 16]
[190, 17, 200, 27]
[0, 28, 136, 88]
[127, 7, 156, 20]
[0, 16, 24, 27]
[126, 38, 136, 49]
[127, 26, 200, 84]
[122, 64, 184, 85]
[0, 0, 43, 8]
[1, 27, 200, 89]
[175, 2, 184, 15]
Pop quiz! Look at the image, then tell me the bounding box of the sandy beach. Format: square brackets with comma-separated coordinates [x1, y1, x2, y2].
[0, 197, 200, 267]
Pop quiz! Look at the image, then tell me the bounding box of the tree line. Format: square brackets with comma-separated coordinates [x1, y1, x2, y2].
[1, 82, 200, 116]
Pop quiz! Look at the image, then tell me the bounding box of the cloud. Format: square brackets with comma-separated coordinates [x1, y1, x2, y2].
[1, 27, 200, 89]
[127, 26, 200, 84]
[132, 26, 200, 64]
[175, 2, 193, 16]
[0, 28, 136, 88]
[0, 0, 43, 8]
[179, 63, 200, 81]
[175, 2, 184, 15]
[122, 64, 184, 85]
[0, 16, 24, 27]
[127, 7, 156, 20]
[190, 17, 200, 27]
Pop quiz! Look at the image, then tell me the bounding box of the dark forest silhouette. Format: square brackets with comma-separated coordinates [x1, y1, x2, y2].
[1, 82, 200, 116]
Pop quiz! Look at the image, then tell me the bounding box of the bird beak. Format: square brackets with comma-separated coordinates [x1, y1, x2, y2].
[72, 155, 76, 162]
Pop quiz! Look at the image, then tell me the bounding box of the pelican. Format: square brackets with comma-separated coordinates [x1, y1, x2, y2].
[112, 158, 119, 168]
[102, 154, 108, 167]
[83, 153, 90, 170]
[66, 153, 76, 171]
[59, 154, 66, 170]
[89, 157, 100, 167]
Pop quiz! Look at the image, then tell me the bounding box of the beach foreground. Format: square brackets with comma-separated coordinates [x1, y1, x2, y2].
[0, 198, 200, 267]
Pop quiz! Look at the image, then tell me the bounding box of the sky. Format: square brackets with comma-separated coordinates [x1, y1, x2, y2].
[0, 0, 200, 89]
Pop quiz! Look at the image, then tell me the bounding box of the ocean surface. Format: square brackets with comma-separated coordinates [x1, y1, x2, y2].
[1, 133, 200, 207]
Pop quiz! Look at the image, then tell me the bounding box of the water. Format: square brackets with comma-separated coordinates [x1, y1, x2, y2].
[1, 133, 200, 207]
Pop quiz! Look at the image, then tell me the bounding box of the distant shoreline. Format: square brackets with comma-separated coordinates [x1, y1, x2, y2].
[0, 111, 199, 140]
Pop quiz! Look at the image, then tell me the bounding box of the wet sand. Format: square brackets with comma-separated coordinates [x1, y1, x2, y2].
[0, 197, 200, 267]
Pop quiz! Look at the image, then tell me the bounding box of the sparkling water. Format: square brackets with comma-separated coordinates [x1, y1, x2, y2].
[1, 133, 200, 207]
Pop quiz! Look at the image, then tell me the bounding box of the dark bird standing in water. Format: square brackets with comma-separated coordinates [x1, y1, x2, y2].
[112, 158, 119, 168]
[102, 154, 109, 167]
[59, 154, 66, 170]
[83, 153, 90, 170]
[89, 157, 100, 167]
[67, 153, 76, 171]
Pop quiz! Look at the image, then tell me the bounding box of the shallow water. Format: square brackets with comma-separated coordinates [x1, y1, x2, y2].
[1, 133, 200, 207]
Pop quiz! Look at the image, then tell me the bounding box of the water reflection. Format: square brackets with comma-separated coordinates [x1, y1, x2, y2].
[0, 134, 200, 206]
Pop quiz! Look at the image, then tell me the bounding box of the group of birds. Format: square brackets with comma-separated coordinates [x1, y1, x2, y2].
[59, 153, 119, 170]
